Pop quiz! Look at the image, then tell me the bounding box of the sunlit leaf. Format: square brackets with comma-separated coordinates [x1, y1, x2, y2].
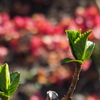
[65, 30, 94, 61]
[84, 41, 95, 60]
[0, 63, 10, 94]
[66, 30, 81, 59]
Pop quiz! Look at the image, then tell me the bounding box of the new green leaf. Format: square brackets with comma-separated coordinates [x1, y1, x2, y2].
[8, 72, 20, 96]
[0, 63, 20, 100]
[0, 63, 10, 94]
[65, 30, 95, 62]
[84, 41, 95, 60]
[62, 58, 83, 64]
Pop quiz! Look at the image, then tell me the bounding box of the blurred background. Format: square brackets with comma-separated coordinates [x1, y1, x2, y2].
[0, 0, 100, 100]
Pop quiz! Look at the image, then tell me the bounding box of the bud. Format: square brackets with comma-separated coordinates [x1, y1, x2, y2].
[46, 90, 59, 100]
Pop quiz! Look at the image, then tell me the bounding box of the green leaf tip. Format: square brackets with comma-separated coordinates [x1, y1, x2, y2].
[65, 29, 95, 61]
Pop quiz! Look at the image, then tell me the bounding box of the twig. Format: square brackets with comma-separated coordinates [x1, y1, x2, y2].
[62, 63, 82, 100]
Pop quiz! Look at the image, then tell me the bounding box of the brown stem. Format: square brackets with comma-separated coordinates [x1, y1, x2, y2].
[62, 63, 82, 100]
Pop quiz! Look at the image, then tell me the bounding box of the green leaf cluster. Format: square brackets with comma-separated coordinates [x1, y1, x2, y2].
[62, 30, 95, 64]
[0, 63, 20, 100]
